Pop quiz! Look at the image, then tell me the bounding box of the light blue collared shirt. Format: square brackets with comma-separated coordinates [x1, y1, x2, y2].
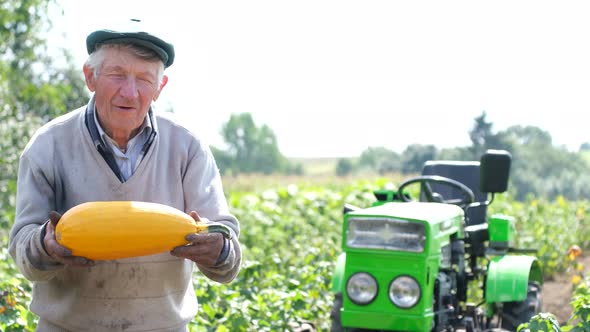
[93, 108, 152, 181]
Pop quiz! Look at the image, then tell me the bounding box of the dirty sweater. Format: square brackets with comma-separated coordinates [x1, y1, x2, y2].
[8, 104, 241, 331]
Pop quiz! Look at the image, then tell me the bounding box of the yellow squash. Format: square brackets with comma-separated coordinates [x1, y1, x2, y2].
[55, 201, 230, 260]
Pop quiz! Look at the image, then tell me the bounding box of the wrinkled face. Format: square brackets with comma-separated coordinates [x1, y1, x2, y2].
[83, 47, 167, 137]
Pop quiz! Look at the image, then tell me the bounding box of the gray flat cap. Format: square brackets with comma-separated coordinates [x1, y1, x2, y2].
[86, 19, 175, 68]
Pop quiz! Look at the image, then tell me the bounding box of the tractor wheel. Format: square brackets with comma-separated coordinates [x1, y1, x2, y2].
[330, 293, 344, 332]
[500, 282, 542, 331]
[330, 293, 372, 332]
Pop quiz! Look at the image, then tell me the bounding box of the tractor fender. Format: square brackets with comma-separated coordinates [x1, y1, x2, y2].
[331, 253, 346, 293]
[485, 255, 543, 303]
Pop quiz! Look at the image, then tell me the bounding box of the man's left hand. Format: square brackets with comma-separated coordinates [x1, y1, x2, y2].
[170, 211, 224, 267]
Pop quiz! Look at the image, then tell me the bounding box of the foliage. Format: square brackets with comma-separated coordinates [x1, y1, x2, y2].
[519, 277, 590, 332]
[0, 0, 88, 237]
[335, 158, 353, 176]
[186, 179, 590, 330]
[562, 277, 590, 331]
[0, 1, 87, 328]
[3, 175, 590, 329]
[0, 247, 36, 331]
[490, 195, 590, 278]
[354, 112, 590, 201]
[357, 146, 401, 175]
[188, 180, 382, 331]
[469, 111, 499, 158]
[517, 313, 561, 332]
[216, 113, 302, 176]
[400, 144, 437, 174]
[436, 146, 473, 161]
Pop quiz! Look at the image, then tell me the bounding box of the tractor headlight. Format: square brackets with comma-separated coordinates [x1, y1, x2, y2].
[346, 272, 378, 305]
[389, 276, 421, 308]
[346, 217, 425, 252]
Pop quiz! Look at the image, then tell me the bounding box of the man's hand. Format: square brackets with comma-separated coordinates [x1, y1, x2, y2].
[170, 211, 225, 267]
[43, 211, 95, 267]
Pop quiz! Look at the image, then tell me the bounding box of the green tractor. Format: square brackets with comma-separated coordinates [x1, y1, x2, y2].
[330, 150, 543, 331]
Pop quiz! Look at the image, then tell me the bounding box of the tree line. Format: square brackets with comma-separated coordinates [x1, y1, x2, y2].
[210, 110, 590, 201]
[336, 112, 590, 201]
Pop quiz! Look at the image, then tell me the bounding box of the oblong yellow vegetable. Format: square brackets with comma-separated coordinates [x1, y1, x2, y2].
[55, 201, 230, 260]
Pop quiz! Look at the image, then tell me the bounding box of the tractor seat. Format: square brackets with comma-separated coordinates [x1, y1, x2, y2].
[421, 160, 487, 226]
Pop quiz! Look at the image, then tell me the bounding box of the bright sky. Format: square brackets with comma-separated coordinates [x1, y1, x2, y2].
[50, 0, 590, 158]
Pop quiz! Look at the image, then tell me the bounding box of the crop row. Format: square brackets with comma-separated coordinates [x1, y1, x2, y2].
[1, 179, 588, 330]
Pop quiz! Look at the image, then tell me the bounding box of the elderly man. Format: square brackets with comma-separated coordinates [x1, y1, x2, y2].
[9, 20, 241, 331]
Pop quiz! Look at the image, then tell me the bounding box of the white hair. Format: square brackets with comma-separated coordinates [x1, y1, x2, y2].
[85, 43, 165, 87]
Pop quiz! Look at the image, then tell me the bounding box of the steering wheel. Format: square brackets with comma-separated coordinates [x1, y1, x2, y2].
[397, 175, 475, 207]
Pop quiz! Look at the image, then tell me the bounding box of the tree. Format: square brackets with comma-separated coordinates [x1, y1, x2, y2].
[1, 0, 88, 232]
[210, 146, 233, 176]
[491, 124, 590, 200]
[468, 111, 508, 158]
[401, 144, 437, 174]
[335, 158, 354, 176]
[496, 125, 552, 148]
[358, 146, 401, 174]
[437, 147, 472, 161]
[220, 113, 288, 174]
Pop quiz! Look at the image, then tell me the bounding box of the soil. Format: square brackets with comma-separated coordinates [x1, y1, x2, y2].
[541, 254, 590, 326]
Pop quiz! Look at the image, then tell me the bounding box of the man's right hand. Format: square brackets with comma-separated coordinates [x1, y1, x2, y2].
[43, 211, 95, 267]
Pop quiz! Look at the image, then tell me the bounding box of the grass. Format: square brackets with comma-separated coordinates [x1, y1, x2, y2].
[288, 157, 342, 176]
[222, 157, 408, 193]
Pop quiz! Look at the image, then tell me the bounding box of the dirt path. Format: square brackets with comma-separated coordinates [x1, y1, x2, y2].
[541, 254, 590, 325]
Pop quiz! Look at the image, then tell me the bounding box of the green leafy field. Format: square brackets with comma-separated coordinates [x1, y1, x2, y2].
[1, 178, 589, 331]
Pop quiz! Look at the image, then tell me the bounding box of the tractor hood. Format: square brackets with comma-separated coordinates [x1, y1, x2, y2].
[348, 202, 464, 224]
[343, 202, 465, 253]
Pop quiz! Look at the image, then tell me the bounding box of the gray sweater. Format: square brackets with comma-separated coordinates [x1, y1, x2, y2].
[8, 104, 241, 331]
